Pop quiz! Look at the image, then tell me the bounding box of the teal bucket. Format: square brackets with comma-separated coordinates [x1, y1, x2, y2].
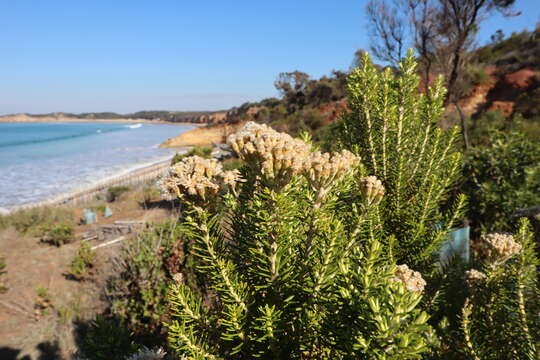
[439, 226, 470, 265]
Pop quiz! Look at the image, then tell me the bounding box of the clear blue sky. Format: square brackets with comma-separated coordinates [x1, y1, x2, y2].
[1, 0, 538, 115]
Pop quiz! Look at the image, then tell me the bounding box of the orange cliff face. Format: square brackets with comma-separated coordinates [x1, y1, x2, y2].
[444, 66, 540, 120]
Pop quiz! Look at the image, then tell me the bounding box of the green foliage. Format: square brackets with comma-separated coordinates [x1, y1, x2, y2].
[515, 86, 540, 119]
[142, 187, 161, 203]
[473, 27, 540, 72]
[274, 70, 347, 113]
[172, 146, 213, 165]
[221, 158, 243, 171]
[271, 107, 325, 136]
[107, 222, 182, 336]
[68, 241, 96, 281]
[337, 51, 465, 268]
[0, 255, 7, 293]
[166, 120, 431, 357]
[91, 205, 107, 216]
[107, 185, 130, 202]
[460, 219, 540, 359]
[42, 222, 75, 246]
[0, 206, 74, 235]
[461, 129, 540, 235]
[36, 286, 49, 299]
[467, 111, 540, 146]
[77, 315, 138, 360]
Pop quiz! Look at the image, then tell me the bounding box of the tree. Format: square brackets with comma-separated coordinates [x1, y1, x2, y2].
[365, 0, 517, 148]
[274, 71, 310, 111]
[366, 0, 408, 65]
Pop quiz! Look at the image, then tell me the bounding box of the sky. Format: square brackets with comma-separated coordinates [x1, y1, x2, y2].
[0, 0, 538, 115]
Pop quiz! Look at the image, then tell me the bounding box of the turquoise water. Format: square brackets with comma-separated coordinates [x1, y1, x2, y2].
[0, 122, 191, 208]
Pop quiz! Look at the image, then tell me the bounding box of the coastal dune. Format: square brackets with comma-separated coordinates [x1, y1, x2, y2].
[160, 122, 245, 148]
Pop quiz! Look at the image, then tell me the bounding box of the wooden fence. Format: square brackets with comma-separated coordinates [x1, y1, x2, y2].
[9, 161, 171, 212]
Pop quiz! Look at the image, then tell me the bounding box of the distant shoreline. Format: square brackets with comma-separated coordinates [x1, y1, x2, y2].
[0, 116, 203, 126]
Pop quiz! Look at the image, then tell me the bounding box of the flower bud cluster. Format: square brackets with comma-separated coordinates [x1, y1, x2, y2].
[464, 269, 486, 287]
[476, 232, 522, 262]
[393, 264, 426, 292]
[304, 150, 360, 193]
[228, 122, 312, 187]
[158, 156, 243, 202]
[359, 176, 385, 204]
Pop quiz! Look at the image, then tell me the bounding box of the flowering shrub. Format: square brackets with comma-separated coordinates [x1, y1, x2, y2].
[163, 119, 430, 359]
[337, 51, 465, 268]
[461, 219, 540, 359]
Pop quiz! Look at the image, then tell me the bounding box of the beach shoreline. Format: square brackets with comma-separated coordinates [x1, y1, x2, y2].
[3, 149, 189, 214]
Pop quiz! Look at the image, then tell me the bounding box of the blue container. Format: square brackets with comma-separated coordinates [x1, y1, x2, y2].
[439, 226, 470, 265]
[83, 209, 97, 224]
[104, 206, 113, 218]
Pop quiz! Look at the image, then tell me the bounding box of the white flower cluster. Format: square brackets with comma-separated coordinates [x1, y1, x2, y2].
[304, 150, 360, 194]
[228, 122, 360, 192]
[393, 264, 427, 292]
[476, 232, 522, 262]
[464, 269, 487, 287]
[359, 176, 385, 204]
[228, 122, 312, 187]
[158, 156, 242, 202]
[125, 347, 166, 360]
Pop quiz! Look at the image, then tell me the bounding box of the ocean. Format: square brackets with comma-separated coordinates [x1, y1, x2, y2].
[0, 122, 192, 209]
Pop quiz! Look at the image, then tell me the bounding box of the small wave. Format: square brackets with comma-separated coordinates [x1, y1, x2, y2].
[126, 124, 143, 129]
[96, 129, 102, 133]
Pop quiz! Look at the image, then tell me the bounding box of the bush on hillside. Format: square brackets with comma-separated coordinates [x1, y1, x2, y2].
[461, 129, 540, 236]
[107, 186, 130, 202]
[107, 222, 184, 338]
[0, 206, 74, 235]
[42, 222, 75, 246]
[67, 241, 96, 281]
[76, 315, 138, 360]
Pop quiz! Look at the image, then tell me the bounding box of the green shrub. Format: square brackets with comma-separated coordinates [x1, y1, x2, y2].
[107, 222, 182, 337]
[68, 241, 96, 280]
[107, 186, 130, 202]
[221, 158, 243, 171]
[460, 219, 540, 359]
[42, 222, 75, 246]
[164, 112, 432, 357]
[461, 129, 540, 235]
[337, 51, 465, 268]
[91, 205, 107, 216]
[0, 206, 74, 235]
[171, 146, 212, 165]
[142, 187, 161, 203]
[77, 315, 138, 360]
